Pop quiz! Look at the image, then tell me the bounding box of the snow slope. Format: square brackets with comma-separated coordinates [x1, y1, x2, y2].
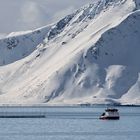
[0, 0, 140, 105]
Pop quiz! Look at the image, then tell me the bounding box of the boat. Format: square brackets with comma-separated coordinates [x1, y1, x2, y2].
[99, 108, 120, 120]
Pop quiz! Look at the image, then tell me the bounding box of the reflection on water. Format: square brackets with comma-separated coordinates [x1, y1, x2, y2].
[0, 106, 140, 140]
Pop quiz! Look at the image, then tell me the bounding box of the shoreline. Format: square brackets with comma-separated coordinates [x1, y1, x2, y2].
[0, 104, 139, 108]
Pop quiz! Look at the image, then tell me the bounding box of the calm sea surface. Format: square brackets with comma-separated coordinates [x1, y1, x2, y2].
[0, 106, 139, 140]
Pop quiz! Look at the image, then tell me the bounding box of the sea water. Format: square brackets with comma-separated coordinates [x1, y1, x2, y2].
[0, 106, 139, 140]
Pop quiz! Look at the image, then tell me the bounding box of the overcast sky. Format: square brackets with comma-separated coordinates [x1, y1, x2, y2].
[0, 0, 94, 34]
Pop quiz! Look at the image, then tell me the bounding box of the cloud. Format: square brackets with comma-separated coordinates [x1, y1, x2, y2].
[20, 1, 43, 28]
[52, 6, 75, 23]
[0, 0, 95, 34]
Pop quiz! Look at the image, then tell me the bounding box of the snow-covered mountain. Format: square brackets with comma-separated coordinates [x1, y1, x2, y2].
[0, 0, 140, 105]
[0, 26, 51, 66]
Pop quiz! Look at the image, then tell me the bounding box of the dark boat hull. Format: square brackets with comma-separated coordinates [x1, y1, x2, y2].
[99, 116, 120, 120]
